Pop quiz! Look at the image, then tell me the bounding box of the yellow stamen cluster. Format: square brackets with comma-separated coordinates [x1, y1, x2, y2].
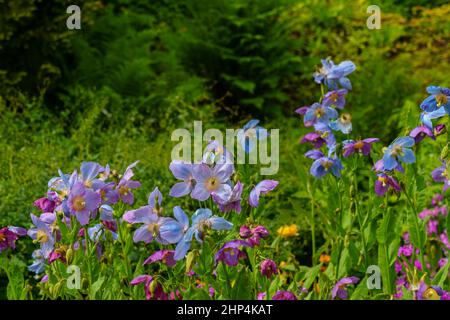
[436, 93, 448, 107]
[72, 196, 86, 211]
[36, 230, 49, 243]
[205, 177, 220, 191]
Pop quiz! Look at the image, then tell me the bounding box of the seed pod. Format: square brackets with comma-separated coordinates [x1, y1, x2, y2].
[66, 247, 74, 264]
[441, 144, 449, 160]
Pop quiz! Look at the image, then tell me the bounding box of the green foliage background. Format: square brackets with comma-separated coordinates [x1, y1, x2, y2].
[0, 0, 449, 299]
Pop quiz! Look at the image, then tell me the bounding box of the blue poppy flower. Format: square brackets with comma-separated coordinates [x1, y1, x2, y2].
[382, 137, 415, 171]
[420, 86, 450, 113]
[313, 59, 356, 90]
[329, 113, 352, 134]
[304, 103, 338, 127]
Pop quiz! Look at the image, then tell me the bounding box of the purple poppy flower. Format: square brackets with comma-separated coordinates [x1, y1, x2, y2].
[27, 214, 54, 258]
[303, 103, 338, 127]
[116, 161, 141, 205]
[313, 122, 336, 147]
[431, 162, 450, 191]
[329, 113, 352, 134]
[143, 250, 176, 267]
[331, 276, 359, 300]
[214, 240, 251, 266]
[68, 182, 101, 225]
[260, 259, 278, 278]
[420, 86, 450, 113]
[33, 197, 56, 213]
[174, 208, 232, 260]
[169, 161, 195, 198]
[375, 173, 401, 196]
[247, 225, 269, 247]
[239, 225, 252, 238]
[272, 290, 297, 300]
[191, 163, 233, 201]
[0, 227, 23, 252]
[313, 59, 356, 90]
[48, 250, 66, 264]
[237, 119, 268, 153]
[79, 162, 102, 188]
[382, 137, 416, 171]
[343, 138, 379, 157]
[248, 180, 278, 207]
[409, 125, 435, 144]
[300, 132, 326, 149]
[212, 181, 243, 213]
[94, 181, 119, 205]
[322, 89, 348, 109]
[130, 275, 168, 300]
[310, 156, 343, 178]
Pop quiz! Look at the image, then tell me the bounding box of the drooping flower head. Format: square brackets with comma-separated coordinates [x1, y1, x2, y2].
[382, 136, 415, 171]
[130, 275, 168, 300]
[213, 181, 243, 213]
[27, 214, 54, 258]
[174, 208, 232, 261]
[248, 180, 278, 207]
[329, 112, 352, 134]
[420, 86, 450, 113]
[214, 240, 251, 266]
[237, 119, 268, 153]
[331, 276, 359, 300]
[300, 132, 326, 149]
[309, 151, 343, 179]
[409, 126, 435, 144]
[375, 173, 401, 196]
[0, 226, 26, 252]
[342, 138, 379, 157]
[260, 259, 278, 278]
[116, 161, 141, 205]
[143, 250, 176, 267]
[33, 197, 56, 213]
[313, 58, 356, 90]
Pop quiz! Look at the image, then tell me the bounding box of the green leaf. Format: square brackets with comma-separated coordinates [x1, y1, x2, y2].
[432, 261, 450, 287]
[90, 276, 106, 299]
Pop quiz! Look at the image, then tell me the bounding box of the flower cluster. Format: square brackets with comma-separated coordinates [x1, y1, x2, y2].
[297, 58, 380, 179]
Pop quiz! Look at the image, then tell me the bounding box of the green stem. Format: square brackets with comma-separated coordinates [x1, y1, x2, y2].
[307, 179, 316, 265]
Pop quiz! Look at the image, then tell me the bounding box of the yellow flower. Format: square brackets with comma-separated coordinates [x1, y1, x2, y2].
[277, 224, 298, 238]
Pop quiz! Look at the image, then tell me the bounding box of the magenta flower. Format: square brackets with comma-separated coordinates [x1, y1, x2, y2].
[191, 163, 233, 201]
[249, 180, 278, 207]
[374, 173, 401, 196]
[331, 276, 359, 299]
[427, 220, 439, 235]
[130, 275, 168, 300]
[169, 161, 195, 198]
[116, 161, 141, 205]
[214, 240, 251, 266]
[247, 225, 269, 247]
[68, 182, 101, 225]
[33, 197, 56, 213]
[342, 138, 379, 157]
[300, 132, 326, 149]
[143, 250, 176, 267]
[257, 292, 267, 300]
[260, 259, 278, 278]
[213, 181, 243, 213]
[239, 225, 252, 238]
[409, 125, 435, 143]
[272, 290, 297, 300]
[0, 227, 25, 252]
[322, 89, 348, 109]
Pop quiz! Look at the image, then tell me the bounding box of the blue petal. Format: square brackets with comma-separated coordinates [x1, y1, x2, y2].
[382, 154, 398, 171]
[398, 148, 416, 164]
[209, 217, 233, 231]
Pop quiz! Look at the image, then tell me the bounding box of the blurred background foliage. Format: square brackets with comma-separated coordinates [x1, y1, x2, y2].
[0, 0, 449, 266]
